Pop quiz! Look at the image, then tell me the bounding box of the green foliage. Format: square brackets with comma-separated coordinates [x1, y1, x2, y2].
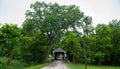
[108, 20, 120, 65]
[67, 62, 120, 69]
[24, 1, 85, 62]
[0, 57, 26, 69]
[0, 1, 120, 66]
[62, 31, 82, 62]
[18, 32, 48, 64]
[0, 23, 21, 54]
[82, 16, 93, 35]
[1, 24, 21, 40]
[24, 1, 85, 43]
[0, 57, 8, 66]
[0, 23, 21, 65]
[92, 24, 112, 65]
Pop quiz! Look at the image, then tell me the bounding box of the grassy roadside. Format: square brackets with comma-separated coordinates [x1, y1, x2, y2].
[24, 57, 53, 69]
[24, 63, 49, 69]
[0, 57, 51, 69]
[67, 62, 120, 69]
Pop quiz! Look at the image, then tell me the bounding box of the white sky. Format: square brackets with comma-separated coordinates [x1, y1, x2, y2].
[0, 0, 120, 27]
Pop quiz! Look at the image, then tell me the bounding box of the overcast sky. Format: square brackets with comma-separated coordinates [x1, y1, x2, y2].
[0, 0, 120, 27]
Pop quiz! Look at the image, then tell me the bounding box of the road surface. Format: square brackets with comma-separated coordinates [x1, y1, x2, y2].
[42, 60, 71, 69]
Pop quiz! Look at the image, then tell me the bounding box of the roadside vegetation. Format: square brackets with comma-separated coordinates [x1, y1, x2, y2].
[24, 63, 49, 69]
[67, 62, 120, 69]
[0, 57, 26, 69]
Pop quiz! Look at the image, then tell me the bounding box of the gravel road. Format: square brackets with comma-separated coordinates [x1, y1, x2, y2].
[42, 60, 71, 69]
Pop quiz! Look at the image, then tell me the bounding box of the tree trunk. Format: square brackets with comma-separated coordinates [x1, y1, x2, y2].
[72, 56, 76, 63]
[84, 44, 87, 69]
[44, 33, 53, 62]
[8, 50, 13, 66]
[44, 45, 52, 62]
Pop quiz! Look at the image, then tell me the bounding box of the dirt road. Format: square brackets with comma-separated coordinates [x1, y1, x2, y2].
[42, 60, 71, 69]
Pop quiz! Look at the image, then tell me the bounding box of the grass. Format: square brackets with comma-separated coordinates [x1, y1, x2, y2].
[24, 57, 52, 69]
[0, 56, 51, 69]
[67, 62, 120, 69]
[24, 63, 49, 69]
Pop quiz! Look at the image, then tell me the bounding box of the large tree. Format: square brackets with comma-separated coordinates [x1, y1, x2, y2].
[23, 1, 84, 62]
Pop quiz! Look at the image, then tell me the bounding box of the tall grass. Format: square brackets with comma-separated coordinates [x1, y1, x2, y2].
[67, 62, 120, 69]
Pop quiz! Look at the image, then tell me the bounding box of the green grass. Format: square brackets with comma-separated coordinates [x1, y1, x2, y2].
[24, 57, 52, 69]
[24, 63, 49, 69]
[67, 62, 120, 69]
[0, 57, 50, 69]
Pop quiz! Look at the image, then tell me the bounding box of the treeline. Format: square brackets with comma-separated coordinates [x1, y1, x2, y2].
[59, 20, 120, 66]
[0, 1, 120, 67]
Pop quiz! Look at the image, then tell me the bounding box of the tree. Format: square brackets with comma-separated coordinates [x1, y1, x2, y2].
[108, 20, 120, 65]
[0, 28, 3, 56]
[24, 1, 84, 62]
[94, 24, 112, 65]
[81, 16, 93, 69]
[0, 24, 21, 65]
[19, 31, 48, 64]
[62, 31, 82, 62]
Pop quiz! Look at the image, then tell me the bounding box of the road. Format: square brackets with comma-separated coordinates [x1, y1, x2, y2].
[42, 60, 71, 69]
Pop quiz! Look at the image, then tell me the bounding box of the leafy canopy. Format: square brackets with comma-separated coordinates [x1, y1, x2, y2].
[24, 1, 84, 42]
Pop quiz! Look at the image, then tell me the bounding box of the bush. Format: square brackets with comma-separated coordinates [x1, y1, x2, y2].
[0, 57, 8, 66]
[0, 57, 27, 69]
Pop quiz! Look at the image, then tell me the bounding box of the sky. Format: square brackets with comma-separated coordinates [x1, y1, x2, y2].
[0, 0, 120, 27]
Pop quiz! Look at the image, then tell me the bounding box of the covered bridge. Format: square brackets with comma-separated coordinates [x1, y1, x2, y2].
[53, 48, 66, 60]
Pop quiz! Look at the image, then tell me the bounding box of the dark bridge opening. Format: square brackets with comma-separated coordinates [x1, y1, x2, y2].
[53, 48, 66, 60]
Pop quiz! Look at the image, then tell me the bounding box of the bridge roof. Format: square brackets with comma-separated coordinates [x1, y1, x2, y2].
[53, 48, 66, 53]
